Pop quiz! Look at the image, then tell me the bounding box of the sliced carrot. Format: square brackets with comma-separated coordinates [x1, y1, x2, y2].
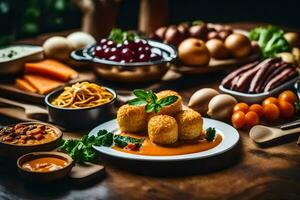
[15, 79, 37, 93]
[25, 59, 78, 81]
[24, 75, 63, 95]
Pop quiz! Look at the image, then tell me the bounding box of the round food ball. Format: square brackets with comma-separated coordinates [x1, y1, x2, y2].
[175, 110, 203, 140]
[156, 90, 183, 116]
[67, 32, 96, 50]
[43, 36, 73, 61]
[224, 33, 252, 58]
[206, 39, 230, 59]
[178, 38, 210, 66]
[117, 104, 147, 133]
[148, 115, 178, 145]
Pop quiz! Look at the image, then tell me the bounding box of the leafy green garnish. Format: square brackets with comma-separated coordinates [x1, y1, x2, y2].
[128, 89, 178, 113]
[113, 135, 144, 149]
[249, 25, 290, 58]
[58, 129, 144, 163]
[192, 20, 204, 26]
[205, 127, 216, 142]
[108, 28, 137, 44]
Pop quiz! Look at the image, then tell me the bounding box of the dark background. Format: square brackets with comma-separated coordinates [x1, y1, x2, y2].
[0, 0, 299, 44]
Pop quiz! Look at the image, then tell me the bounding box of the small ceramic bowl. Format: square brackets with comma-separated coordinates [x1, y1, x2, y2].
[0, 122, 63, 159]
[0, 45, 44, 75]
[17, 152, 74, 182]
[45, 84, 117, 130]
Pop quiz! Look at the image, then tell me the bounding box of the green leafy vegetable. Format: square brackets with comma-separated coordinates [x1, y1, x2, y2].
[58, 129, 144, 163]
[113, 135, 144, 149]
[295, 101, 300, 115]
[249, 26, 290, 58]
[205, 127, 216, 142]
[108, 28, 137, 44]
[128, 89, 178, 113]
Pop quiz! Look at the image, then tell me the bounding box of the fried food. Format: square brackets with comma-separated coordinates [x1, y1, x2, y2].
[117, 104, 147, 133]
[148, 115, 178, 145]
[175, 109, 203, 140]
[156, 90, 183, 116]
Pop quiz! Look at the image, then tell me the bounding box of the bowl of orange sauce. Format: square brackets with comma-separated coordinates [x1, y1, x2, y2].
[17, 152, 74, 182]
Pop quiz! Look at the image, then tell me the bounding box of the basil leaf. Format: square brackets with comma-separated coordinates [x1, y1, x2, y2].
[206, 127, 216, 142]
[148, 90, 157, 103]
[133, 89, 148, 100]
[154, 103, 163, 113]
[158, 95, 178, 107]
[128, 98, 147, 106]
[145, 103, 156, 113]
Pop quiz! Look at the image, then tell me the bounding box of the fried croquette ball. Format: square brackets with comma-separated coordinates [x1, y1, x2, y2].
[117, 104, 147, 133]
[175, 109, 203, 140]
[156, 90, 183, 116]
[148, 115, 178, 145]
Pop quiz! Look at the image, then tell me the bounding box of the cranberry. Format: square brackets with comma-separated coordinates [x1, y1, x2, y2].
[110, 47, 121, 56]
[109, 55, 121, 62]
[103, 48, 113, 59]
[138, 54, 150, 62]
[95, 46, 104, 58]
[107, 40, 116, 47]
[100, 38, 108, 45]
[138, 46, 151, 56]
[123, 40, 135, 50]
[121, 48, 135, 61]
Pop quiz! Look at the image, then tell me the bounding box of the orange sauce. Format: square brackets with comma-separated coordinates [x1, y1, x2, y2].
[22, 157, 68, 172]
[113, 132, 222, 156]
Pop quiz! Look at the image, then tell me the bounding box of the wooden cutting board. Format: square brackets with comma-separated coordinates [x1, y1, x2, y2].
[0, 71, 96, 104]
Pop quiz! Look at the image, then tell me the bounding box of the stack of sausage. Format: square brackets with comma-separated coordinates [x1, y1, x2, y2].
[221, 58, 298, 93]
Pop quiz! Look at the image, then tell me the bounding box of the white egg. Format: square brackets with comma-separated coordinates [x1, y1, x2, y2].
[43, 36, 73, 61]
[67, 32, 96, 49]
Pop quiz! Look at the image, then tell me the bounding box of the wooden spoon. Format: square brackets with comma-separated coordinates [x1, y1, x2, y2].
[249, 125, 300, 144]
[0, 97, 48, 120]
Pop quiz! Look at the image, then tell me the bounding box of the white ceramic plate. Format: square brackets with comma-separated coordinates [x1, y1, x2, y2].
[89, 118, 239, 162]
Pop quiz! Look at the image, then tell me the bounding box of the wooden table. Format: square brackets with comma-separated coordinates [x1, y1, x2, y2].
[1, 23, 300, 200]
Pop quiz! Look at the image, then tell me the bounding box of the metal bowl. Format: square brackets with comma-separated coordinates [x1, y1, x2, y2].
[45, 85, 117, 130]
[70, 40, 177, 83]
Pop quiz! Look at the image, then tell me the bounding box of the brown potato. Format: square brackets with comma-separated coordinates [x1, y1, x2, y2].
[224, 33, 252, 58]
[206, 39, 230, 59]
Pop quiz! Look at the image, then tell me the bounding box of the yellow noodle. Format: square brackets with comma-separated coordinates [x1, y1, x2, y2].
[52, 82, 113, 108]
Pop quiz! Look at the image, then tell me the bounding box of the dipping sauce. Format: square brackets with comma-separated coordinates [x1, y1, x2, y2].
[113, 132, 222, 156]
[0, 123, 59, 145]
[22, 157, 68, 172]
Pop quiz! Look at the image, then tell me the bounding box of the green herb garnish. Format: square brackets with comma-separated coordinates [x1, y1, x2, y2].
[249, 25, 290, 58]
[128, 89, 178, 113]
[58, 129, 144, 163]
[205, 127, 216, 142]
[192, 20, 204, 26]
[295, 101, 300, 115]
[108, 28, 137, 44]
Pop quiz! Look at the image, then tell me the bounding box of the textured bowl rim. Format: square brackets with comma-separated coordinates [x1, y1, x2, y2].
[17, 151, 74, 174]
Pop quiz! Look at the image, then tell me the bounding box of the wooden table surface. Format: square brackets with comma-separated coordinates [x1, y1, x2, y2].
[1, 22, 300, 200]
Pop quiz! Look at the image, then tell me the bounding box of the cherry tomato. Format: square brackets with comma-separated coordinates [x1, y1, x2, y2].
[278, 100, 295, 118]
[231, 111, 246, 129]
[249, 104, 264, 117]
[245, 111, 260, 127]
[263, 103, 280, 122]
[262, 97, 279, 107]
[278, 90, 298, 104]
[233, 103, 249, 113]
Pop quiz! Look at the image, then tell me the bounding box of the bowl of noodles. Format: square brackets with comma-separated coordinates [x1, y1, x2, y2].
[45, 82, 117, 130]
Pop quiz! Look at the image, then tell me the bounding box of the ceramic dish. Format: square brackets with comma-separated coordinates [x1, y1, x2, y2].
[70, 40, 177, 83]
[219, 76, 299, 104]
[89, 118, 239, 162]
[0, 122, 63, 159]
[0, 45, 44, 75]
[45, 84, 117, 130]
[17, 152, 74, 182]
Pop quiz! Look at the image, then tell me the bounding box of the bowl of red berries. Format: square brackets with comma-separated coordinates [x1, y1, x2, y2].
[71, 29, 177, 83]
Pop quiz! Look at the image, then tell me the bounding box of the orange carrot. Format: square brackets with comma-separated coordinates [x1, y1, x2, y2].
[24, 75, 63, 95]
[25, 59, 78, 82]
[15, 79, 37, 93]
